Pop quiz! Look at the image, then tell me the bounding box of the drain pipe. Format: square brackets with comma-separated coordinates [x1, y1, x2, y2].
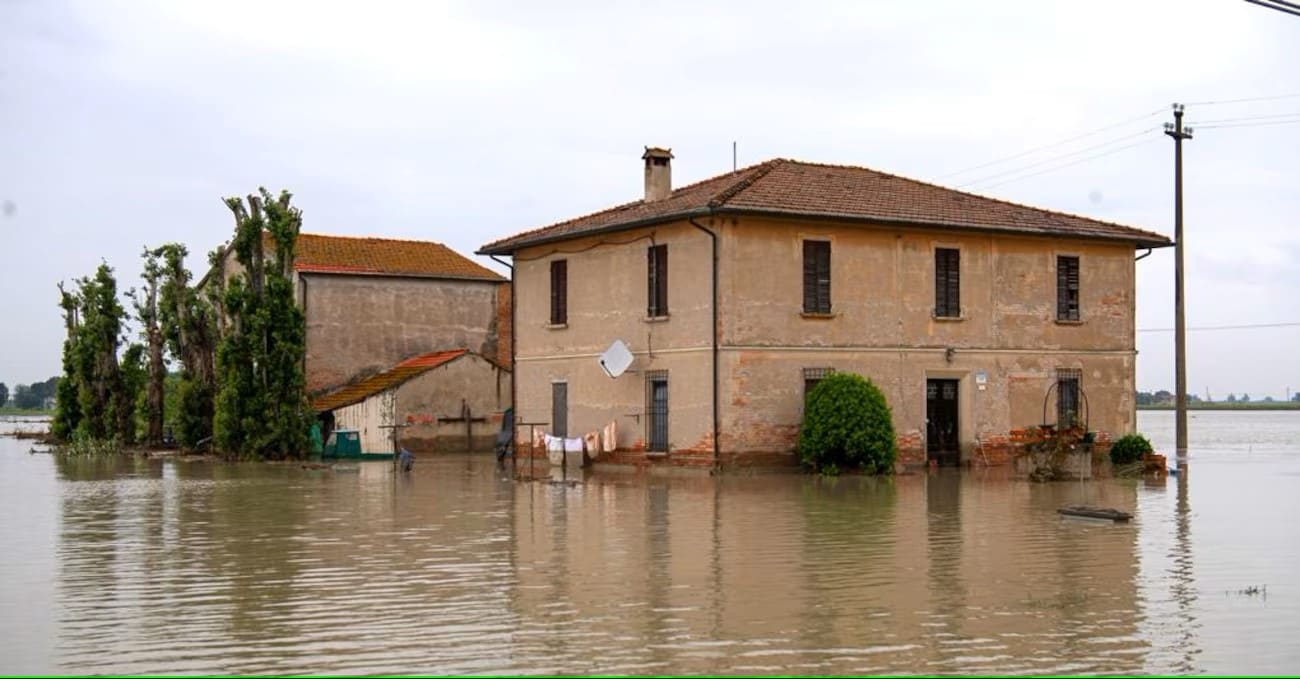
[1135, 248, 1153, 262]
[688, 217, 720, 469]
[489, 255, 516, 442]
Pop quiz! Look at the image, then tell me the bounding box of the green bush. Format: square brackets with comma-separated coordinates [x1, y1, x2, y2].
[1109, 433, 1153, 466]
[799, 373, 896, 474]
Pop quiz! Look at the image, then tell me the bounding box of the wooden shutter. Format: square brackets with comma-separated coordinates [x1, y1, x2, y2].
[550, 259, 567, 325]
[935, 248, 960, 317]
[803, 240, 831, 313]
[647, 244, 668, 317]
[1057, 256, 1079, 321]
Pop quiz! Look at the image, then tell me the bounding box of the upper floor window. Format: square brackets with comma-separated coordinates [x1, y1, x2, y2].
[802, 240, 831, 314]
[550, 259, 567, 325]
[647, 244, 668, 317]
[1057, 255, 1080, 321]
[934, 247, 960, 318]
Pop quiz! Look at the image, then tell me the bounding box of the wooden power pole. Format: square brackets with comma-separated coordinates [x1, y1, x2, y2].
[1164, 104, 1193, 465]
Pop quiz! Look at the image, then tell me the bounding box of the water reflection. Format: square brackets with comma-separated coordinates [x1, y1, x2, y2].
[12, 413, 1299, 674]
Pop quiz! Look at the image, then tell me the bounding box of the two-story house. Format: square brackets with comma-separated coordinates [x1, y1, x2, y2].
[479, 149, 1171, 469]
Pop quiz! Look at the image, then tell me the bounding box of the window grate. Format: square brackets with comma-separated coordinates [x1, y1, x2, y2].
[803, 367, 835, 399]
[645, 370, 669, 452]
[1056, 368, 1082, 428]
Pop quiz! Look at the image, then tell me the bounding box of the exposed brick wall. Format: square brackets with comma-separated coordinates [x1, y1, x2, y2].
[495, 281, 513, 369]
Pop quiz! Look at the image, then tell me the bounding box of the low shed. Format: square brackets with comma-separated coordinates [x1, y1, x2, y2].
[311, 349, 511, 454]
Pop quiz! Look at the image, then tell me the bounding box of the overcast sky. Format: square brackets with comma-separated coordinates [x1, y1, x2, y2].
[2, 0, 1297, 399]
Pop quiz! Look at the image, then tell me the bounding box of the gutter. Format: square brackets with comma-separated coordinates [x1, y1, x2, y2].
[489, 255, 516, 437]
[688, 217, 721, 470]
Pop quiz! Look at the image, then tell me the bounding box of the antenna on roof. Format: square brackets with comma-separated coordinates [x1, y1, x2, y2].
[733, 141, 737, 172]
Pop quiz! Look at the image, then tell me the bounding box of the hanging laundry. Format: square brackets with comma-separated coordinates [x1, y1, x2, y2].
[583, 431, 600, 455]
[603, 421, 617, 452]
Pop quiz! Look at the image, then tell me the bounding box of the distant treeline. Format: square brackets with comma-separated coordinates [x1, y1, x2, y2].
[1137, 389, 1300, 407]
[0, 376, 57, 412]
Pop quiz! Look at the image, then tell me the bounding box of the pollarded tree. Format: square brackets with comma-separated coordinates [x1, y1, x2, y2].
[212, 188, 310, 459]
[799, 372, 897, 475]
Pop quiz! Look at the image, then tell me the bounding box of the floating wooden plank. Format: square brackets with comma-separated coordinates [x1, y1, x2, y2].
[1057, 505, 1132, 522]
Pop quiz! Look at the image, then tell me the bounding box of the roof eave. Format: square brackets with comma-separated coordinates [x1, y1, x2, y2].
[295, 268, 505, 282]
[711, 206, 1174, 249]
[476, 208, 713, 256]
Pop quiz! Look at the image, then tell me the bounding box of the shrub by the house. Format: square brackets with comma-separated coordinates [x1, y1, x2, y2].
[799, 372, 896, 474]
[1109, 433, 1153, 466]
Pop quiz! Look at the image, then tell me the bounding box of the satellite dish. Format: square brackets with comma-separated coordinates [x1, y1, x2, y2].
[598, 339, 634, 378]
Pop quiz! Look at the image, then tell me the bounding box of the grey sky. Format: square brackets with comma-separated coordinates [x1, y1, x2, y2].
[2, 0, 1297, 399]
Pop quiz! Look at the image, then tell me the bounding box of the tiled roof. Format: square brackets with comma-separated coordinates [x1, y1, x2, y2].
[310, 349, 467, 412]
[478, 158, 1172, 253]
[292, 233, 503, 280]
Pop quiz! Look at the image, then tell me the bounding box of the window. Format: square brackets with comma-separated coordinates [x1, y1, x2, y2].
[550, 259, 567, 325]
[803, 367, 835, 410]
[1056, 368, 1082, 429]
[1057, 255, 1080, 321]
[647, 244, 668, 317]
[934, 247, 960, 318]
[551, 382, 568, 437]
[803, 367, 835, 398]
[802, 240, 831, 314]
[645, 370, 669, 452]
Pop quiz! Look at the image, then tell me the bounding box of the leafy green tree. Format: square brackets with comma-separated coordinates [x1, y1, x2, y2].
[1226, 393, 1237, 403]
[53, 264, 132, 441]
[1241, 393, 1251, 403]
[0, 382, 8, 408]
[132, 247, 166, 446]
[212, 189, 309, 459]
[799, 372, 896, 475]
[154, 243, 216, 448]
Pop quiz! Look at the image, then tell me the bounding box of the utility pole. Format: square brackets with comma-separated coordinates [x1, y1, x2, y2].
[1164, 104, 1193, 466]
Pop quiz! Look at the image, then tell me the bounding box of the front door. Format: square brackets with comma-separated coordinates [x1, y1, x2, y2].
[926, 378, 960, 466]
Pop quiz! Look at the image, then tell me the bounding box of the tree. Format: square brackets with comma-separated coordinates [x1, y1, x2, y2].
[1264, 396, 1275, 403]
[799, 372, 897, 474]
[131, 247, 166, 446]
[212, 189, 310, 459]
[154, 243, 216, 448]
[1293, 393, 1300, 403]
[1226, 393, 1237, 403]
[1135, 391, 1154, 406]
[53, 263, 132, 441]
[1241, 393, 1251, 403]
[0, 382, 7, 408]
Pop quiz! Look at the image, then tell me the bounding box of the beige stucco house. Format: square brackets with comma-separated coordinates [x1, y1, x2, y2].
[478, 149, 1171, 469]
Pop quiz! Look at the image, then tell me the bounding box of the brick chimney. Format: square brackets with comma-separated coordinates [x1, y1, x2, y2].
[642, 146, 673, 202]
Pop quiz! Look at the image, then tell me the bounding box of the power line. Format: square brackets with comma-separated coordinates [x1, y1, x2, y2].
[1195, 118, 1300, 129]
[1138, 321, 1300, 333]
[958, 129, 1158, 188]
[1182, 92, 1300, 106]
[1188, 111, 1300, 124]
[972, 138, 1158, 191]
[1243, 0, 1300, 18]
[937, 107, 1165, 179]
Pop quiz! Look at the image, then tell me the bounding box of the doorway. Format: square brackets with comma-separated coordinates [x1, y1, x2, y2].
[551, 382, 567, 437]
[926, 378, 960, 466]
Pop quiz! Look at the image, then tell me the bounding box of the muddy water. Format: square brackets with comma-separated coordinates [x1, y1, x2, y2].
[1, 411, 1297, 675]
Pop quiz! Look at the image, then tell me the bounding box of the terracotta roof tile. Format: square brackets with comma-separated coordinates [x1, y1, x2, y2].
[311, 349, 467, 412]
[479, 158, 1172, 253]
[291, 233, 503, 280]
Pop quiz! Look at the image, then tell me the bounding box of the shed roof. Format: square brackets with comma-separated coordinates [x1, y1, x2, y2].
[311, 349, 467, 413]
[478, 158, 1172, 254]
[293, 233, 503, 280]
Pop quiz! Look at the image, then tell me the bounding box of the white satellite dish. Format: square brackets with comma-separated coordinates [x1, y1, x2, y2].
[598, 339, 634, 378]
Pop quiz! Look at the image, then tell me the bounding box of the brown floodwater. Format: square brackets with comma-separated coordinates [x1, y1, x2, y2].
[1, 411, 1297, 675]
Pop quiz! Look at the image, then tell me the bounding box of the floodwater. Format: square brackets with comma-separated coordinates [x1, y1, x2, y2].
[1, 411, 1297, 675]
